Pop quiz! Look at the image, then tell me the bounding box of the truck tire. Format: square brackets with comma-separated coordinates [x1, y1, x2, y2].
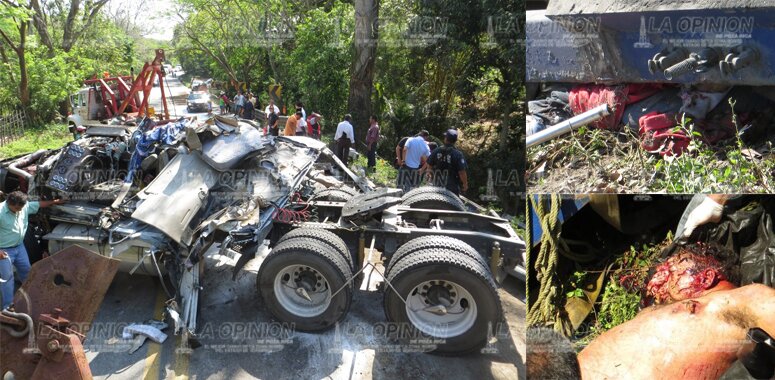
[401, 188, 465, 211]
[278, 228, 355, 272]
[311, 188, 355, 202]
[401, 186, 457, 201]
[385, 236, 487, 278]
[383, 248, 502, 355]
[257, 237, 353, 331]
[333, 186, 360, 197]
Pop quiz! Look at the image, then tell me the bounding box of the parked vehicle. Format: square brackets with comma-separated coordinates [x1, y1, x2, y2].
[186, 92, 212, 113]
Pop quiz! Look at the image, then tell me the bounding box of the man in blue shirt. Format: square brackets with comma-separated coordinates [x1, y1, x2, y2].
[0, 191, 63, 309]
[428, 129, 468, 195]
[399, 130, 430, 192]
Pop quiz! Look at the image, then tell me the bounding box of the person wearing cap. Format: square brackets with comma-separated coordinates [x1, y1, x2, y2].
[428, 129, 468, 195]
[335, 114, 355, 165]
[0, 192, 64, 309]
[365, 115, 380, 171]
[400, 131, 431, 192]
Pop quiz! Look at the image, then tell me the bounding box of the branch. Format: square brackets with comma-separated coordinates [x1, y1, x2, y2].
[0, 42, 17, 83]
[67, 0, 109, 51]
[0, 28, 19, 53]
[28, 0, 54, 53]
[61, 0, 80, 50]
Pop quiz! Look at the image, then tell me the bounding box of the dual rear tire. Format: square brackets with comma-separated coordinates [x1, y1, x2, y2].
[258, 231, 501, 355]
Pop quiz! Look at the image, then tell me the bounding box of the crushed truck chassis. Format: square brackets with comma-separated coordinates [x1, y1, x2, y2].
[0, 116, 524, 358]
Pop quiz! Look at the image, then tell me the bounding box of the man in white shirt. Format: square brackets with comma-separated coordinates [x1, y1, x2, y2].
[265, 99, 280, 115]
[399, 130, 430, 192]
[335, 114, 355, 165]
[295, 111, 307, 136]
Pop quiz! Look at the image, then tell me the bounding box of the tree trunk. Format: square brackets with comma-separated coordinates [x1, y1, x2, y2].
[29, 0, 54, 56]
[347, 0, 379, 148]
[0, 22, 30, 113]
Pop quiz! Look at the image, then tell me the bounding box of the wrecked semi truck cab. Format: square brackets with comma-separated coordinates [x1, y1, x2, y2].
[0, 116, 524, 355]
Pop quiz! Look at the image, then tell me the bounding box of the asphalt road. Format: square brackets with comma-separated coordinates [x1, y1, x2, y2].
[84, 244, 525, 380]
[148, 75, 216, 120]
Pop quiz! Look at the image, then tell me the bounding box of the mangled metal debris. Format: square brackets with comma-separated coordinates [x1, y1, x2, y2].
[0, 114, 524, 358]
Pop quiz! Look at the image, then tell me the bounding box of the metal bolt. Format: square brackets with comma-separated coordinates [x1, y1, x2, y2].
[47, 339, 61, 352]
[664, 55, 699, 80]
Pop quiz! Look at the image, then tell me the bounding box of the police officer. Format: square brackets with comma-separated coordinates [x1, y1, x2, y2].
[428, 129, 468, 195]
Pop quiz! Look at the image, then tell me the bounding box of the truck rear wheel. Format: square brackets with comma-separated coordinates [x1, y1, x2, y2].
[277, 228, 355, 273]
[383, 247, 501, 355]
[385, 235, 487, 277]
[400, 187, 465, 211]
[257, 237, 353, 331]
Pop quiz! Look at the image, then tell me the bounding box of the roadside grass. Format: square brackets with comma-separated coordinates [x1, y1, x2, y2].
[0, 124, 71, 159]
[651, 102, 774, 193]
[351, 154, 398, 187]
[528, 99, 774, 193]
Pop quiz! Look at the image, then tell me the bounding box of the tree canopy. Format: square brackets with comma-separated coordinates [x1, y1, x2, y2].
[0, 0, 522, 207]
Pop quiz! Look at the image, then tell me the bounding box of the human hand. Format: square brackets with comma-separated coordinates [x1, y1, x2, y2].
[682, 196, 724, 238]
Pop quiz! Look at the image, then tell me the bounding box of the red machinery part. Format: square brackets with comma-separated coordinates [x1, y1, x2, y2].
[0, 246, 120, 379]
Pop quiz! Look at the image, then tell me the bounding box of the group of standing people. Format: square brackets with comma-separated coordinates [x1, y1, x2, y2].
[219, 91, 257, 119]
[333, 113, 380, 169]
[396, 129, 468, 196]
[281, 102, 323, 139]
[218, 92, 468, 196]
[331, 113, 468, 196]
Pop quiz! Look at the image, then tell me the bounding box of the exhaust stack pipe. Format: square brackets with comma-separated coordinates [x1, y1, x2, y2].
[526, 104, 611, 148]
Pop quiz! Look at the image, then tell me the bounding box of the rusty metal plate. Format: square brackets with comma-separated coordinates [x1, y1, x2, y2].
[1, 245, 120, 379]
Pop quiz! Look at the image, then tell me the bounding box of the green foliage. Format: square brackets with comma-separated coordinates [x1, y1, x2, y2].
[596, 280, 641, 330]
[652, 107, 773, 193]
[285, 4, 354, 120]
[566, 271, 588, 299]
[575, 242, 664, 347]
[0, 123, 71, 159]
[351, 153, 399, 187]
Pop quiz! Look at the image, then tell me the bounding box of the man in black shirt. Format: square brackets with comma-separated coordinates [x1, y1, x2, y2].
[267, 107, 279, 136]
[428, 129, 468, 195]
[243, 99, 255, 120]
